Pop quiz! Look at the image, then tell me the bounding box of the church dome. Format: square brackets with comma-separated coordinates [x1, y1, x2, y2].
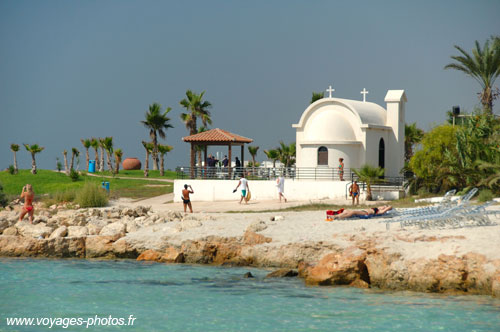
[303, 107, 358, 142]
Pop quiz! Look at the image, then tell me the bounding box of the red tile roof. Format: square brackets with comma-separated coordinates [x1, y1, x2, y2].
[182, 128, 253, 143]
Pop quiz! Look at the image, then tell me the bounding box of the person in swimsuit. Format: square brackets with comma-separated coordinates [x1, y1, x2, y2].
[349, 181, 360, 206]
[19, 184, 35, 223]
[181, 184, 194, 213]
[338, 158, 345, 181]
[332, 205, 392, 220]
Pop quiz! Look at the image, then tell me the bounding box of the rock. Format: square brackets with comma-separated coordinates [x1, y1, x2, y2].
[0, 236, 85, 258]
[243, 231, 272, 246]
[243, 272, 254, 278]
[17, 222, 54, 239]
[136, 247, 184, 263]
[305, 247, 368, 286]
[112, 238, 138, 258]
[0, 218, 11, 233]
[492, 274, 500, 298]
[86, 218, 108, 235]
[67, 226, 88, 237]
[265, 268, 298, 278]
[163, 210, 183, 221]
[49, 226, 68, 239]
[99, 221, 126, 238]
[137, 249, 162, 262]
[246, 220, 267, 233]
[162, 247, 185, 263]
[125, 219, 138, 233]
[85, 236, 116, 258]
[2, 226, 18, 236]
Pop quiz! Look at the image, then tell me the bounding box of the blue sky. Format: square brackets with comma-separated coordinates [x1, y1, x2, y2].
[1, 0, 499, 170]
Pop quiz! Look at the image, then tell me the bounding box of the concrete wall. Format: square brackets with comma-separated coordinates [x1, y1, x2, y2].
[174, 179, 403, 202]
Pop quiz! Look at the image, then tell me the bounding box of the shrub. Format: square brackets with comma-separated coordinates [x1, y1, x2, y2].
[7, 165, 15, 175]
[478, 189, 494, 202]
[0, 183, 7, 207]
[56, 160, 62, 172]
[69, 169, 80, 182]
[76, 182, 108, 208]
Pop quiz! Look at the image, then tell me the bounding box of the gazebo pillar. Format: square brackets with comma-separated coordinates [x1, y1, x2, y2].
[190, 143, 195, 178]
[203, 145, 207, 179]
[228, 143, 232, 179]
[241, 145, 244, 174]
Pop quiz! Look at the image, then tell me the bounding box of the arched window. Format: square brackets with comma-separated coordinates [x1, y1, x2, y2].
[378, 138, 385, 169]
[317, 146, 328, 166]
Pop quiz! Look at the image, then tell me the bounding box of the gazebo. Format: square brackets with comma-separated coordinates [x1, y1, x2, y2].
[182, 128, 253, 178]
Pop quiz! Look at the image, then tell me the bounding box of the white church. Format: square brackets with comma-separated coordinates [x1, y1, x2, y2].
[174, 86, 407, 202]
[293, 87, 406, 178]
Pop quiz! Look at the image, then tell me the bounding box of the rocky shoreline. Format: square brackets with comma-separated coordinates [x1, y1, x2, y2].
[1, 204, 499, 297]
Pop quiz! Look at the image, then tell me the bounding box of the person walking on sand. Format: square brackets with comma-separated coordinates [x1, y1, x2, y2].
[338, 158, 345, 181]
[182, 184, 194, 213]
[19, 184, 35, 223]
[349, 180, 360, 206]
[277, 175, 287, 203]
[234, 173, 250, 204]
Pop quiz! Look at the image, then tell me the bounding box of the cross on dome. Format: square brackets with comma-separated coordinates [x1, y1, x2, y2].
[360, 88, 369, 102]
[326, 85, 335, 98]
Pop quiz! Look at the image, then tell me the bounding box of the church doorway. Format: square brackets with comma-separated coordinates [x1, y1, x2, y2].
[378, 138, 385, 169]
[317, 146, 328, 166]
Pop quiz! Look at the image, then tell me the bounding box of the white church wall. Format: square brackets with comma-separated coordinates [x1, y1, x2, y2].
[174, 179, 403, 202]
[174, 179, 351, 202]
[296, 144, 361, 170]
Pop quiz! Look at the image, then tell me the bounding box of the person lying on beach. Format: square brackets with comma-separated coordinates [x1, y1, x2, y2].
[19, 184, 35, 223]
[332, 205, 393, 220]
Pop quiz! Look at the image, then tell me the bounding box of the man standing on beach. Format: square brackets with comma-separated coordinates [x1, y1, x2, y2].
[182, 184, 194, 213]
[234, 173, 250, 204]
[349, 181, 360, 206]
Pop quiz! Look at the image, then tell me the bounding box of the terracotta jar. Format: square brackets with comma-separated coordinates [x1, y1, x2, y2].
[122, 158, 141, 170]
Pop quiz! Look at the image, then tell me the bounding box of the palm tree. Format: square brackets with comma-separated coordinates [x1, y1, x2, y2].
[142, 141, 154, 177]
[311, 91, 324, 104]
[90, 138, 100, 171]
[70, 147, 80, 171]
[158, 144, 173, 176]
[81, 138, 91, 171]
[194, 126, 208, 168]
[248, 146, 259, 173]
[98, 138, 106, 172]
[10, 144, 19, 174]
[352, 164, 385, 201]
[444, 38, 500, 113]
[101, 137, 114, 171]
[180, 90, 212, 170]
[277, 141, 296, 168]
[141, 103, 174, 170]
[23, 144, 44, 174]
[63, 150, 69, 175]
[264, 149, 280, 168]
[405, 123, 424, 163]
[114, 148, 123, 174]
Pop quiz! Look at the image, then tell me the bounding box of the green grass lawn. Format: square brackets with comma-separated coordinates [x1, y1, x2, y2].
[0, 170, 173, 199]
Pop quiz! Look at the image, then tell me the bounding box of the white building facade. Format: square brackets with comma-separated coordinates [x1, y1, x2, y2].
[292, 90, 407, 178]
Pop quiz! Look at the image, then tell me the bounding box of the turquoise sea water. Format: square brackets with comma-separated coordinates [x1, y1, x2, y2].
[1, 258, 499, 332]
